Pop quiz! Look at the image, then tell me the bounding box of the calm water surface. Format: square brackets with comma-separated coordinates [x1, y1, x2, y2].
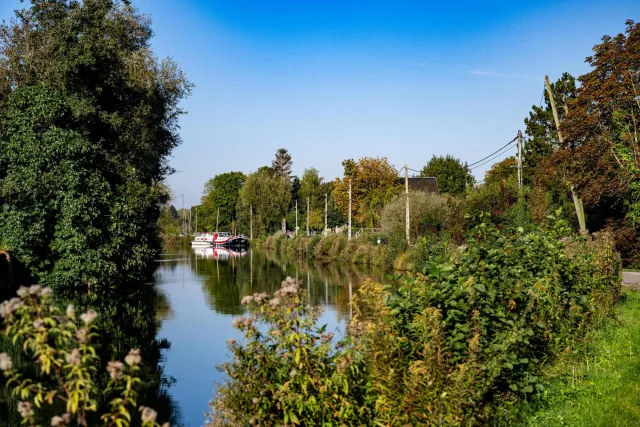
[156, 247, 386, 427]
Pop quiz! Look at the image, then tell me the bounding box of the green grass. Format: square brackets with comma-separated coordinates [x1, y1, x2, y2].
[623, 268, 640, 273]
[503, 290, 640, 427]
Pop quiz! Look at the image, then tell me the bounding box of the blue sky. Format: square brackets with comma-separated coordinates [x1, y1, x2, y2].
[2, 0, 639, 207]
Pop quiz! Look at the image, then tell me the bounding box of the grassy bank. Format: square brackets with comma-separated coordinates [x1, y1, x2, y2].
[495, 289, 640, 426]
[260, 232, 420, 269]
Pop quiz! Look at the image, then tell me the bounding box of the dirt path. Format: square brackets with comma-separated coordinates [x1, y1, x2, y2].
[623, 272, 640, 289]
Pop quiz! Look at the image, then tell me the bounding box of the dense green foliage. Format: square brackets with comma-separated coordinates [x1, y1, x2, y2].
[421, 154, 474, 196]
[211, 217, 621, 425]
[199, 172, 246, 231]
[332, 157, 400, 228]
[238, 168, 292, 236]
[0, 0, 191, 287]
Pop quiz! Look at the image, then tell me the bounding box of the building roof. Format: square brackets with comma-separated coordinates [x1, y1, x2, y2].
[398, 177, 438, 193]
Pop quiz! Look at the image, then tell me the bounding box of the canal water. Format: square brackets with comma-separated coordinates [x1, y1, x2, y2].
[155, 247, 386, 426]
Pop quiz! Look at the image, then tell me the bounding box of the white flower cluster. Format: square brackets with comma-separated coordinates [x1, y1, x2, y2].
[125, 349, 142, 366]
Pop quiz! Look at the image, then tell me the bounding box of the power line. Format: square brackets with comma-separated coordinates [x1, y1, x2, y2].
[470, 144, 516, 171]
[467, 136, 518, 167]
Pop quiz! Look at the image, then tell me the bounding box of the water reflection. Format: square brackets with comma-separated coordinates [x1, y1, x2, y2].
[155, 247, 386, 427]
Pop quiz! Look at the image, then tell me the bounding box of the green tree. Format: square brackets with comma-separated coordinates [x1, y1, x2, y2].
[199, 172, 246, 231]
[272, 148, 293, 179]
[0, 0, 191, 287]
[238, 168, 291, 236]
[332, 158, 400, 228]
[484, 156, 516, 186]
[421, 155, 474, 196]
[300, 168, 324, 210]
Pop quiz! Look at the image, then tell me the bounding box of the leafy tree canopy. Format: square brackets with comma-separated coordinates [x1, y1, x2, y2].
[561, 20, 640, 226]
[421, 155, 474, 196]
[332, 157, 399, 228]
[199, 172, 246, 231]
[484, 156, 516, 186]
[0, 0, 191, 287]
[238, 168, 292, 237]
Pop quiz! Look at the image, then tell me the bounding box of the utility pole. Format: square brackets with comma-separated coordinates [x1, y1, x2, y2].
[250, 205, 253, 240]
[216, 207, 219, 232]
[295, 199, 298, 236]
[405, 164, 410, 244]
[348, 179, 352, 240]
[324, 193, 328, 236]
[545, 75, 587, 235]
[306, 197, 310, 236]
[517, 131, 523, 189]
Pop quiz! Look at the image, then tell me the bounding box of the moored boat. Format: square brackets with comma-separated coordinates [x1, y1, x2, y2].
[190, 232, 250, 248]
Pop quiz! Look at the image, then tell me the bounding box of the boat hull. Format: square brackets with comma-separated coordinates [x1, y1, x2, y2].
[215, 236, 250, 248]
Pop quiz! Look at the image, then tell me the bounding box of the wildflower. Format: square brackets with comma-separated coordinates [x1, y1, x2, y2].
[226, 338, 236, 346]
[269, 297, 281, 308]
[17, 401, 33, 419]
[125, 349, 142, 366]
[231, 317, 245, 328]
[50, 414, 70, 426]
[241, 295, 253, 305]
[16, 286, 29, 298]
[33, 318, 44, 329]
[75, 328, 89, 344]
[139, 406, 157, 423]
[40, 287, 53, 297]
[66, 349, 81, 366]
[0, 353, 12, 371]
[243, 317, 254, 327]
[253, 292, 268, 303]
[0, 301, 12, 318]
[252, 397, 259, 405]
[28, 284, 42, 295]
[271, 329, 282, 337]
[66, 304, 75, 319]
[80, 309, 97, 325]
[249, 417, 257, 425]
[107, 361, 125, 381]
[289, 368, 297, 378]
[0, 298, 23, 318]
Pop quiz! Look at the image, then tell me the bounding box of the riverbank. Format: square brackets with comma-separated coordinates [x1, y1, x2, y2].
[254, 232, 421, 270]
[493, 289, 640, 426]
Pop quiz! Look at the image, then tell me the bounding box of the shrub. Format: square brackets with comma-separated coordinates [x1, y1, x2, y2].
[0, 286, 168, 427]
[211, 213, 621, 426]
[381, 191, 451, 238]
[208, 279, 370, 426]
[352, 212, 620, 425]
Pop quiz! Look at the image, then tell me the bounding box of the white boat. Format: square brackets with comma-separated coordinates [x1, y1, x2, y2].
[190, 232, 250, 248]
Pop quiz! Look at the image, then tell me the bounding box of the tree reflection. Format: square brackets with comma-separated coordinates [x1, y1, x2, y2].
[190, 248, 386, 321]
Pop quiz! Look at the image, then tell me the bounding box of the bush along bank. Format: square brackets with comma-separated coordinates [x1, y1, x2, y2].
[208, 213, 621, 426]
[260, 231, 451, 270]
